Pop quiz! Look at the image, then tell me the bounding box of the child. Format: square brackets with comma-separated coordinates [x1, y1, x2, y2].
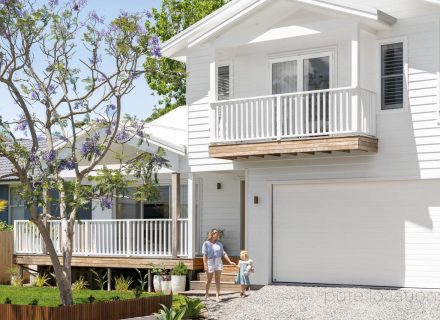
[235, 250, 254, 297]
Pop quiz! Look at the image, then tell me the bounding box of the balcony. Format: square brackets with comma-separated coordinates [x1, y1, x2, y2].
[209, 87, 378, 159]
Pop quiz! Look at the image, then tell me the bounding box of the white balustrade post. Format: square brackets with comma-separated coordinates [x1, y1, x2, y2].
[351, 88, 359, 134]
[126, 221, 131, 256]
[276, 95, 282, 140]
[85, 221, 89, 256]
[13, 221, 17, 254]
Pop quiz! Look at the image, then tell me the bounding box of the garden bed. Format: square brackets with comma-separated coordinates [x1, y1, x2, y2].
[0, 286, 172, 320]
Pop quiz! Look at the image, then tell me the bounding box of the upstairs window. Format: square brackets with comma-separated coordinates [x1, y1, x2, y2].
[381, 42, 404, 110]
[217, 65, 230, 101]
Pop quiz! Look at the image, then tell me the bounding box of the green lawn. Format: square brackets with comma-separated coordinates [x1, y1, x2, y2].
[0, 285, 183, 307]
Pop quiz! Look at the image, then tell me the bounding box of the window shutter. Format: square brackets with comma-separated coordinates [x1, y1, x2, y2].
[381, 42, 404, 110]
[217, 65, 230, 101]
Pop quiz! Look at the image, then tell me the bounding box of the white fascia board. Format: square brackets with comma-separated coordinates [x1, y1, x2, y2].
[295, 0, 396, 26]
[187, 0, 269, 49]
[146, 135, 186, 157]
[161, 0, 261, 57]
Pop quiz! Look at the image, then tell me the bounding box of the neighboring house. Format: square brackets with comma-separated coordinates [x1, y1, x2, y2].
[160, 0, 440, 289]
[11, 107, 200, 270]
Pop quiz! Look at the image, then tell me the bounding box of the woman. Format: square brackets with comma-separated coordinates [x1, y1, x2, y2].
[202, 228, 235, 302]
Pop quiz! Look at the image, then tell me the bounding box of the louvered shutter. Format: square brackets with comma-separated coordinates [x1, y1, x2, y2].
[381, 42, 404, 110]
[217, 65, 230, 101]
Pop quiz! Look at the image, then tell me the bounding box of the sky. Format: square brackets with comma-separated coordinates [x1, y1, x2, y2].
[1, 0, 163, 122]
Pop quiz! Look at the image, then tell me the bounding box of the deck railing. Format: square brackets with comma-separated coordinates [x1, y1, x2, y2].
[210, 87, 376, 144]
[14, 219, 189, 258]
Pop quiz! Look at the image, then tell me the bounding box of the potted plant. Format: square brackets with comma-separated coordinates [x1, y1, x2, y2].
[171, 262, 188, 294]
[7, 266, 22, 287]
[150, 263, 171, 294]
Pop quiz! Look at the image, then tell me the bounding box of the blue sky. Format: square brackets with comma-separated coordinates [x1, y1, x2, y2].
[1, 0, 163, 122]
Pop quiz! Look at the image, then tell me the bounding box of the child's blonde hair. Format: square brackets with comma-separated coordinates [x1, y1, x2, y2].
[240, 250, 249, 260]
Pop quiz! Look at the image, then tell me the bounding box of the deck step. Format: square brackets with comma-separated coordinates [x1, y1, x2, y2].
[197, 272, 237, 282]
[180, 289, 240, 296]
[190, 280, 241, 291]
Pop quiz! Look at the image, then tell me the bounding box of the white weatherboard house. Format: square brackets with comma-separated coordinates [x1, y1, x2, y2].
[11, 0, 440, 290]
[160, 0, 440, 288]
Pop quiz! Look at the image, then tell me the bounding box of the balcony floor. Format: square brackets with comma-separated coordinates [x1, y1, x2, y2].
[209, 135, 378, 160]
[13, 254, 204, 270]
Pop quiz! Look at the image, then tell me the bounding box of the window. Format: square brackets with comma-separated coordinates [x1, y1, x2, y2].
[10, 187, 30, 222]
[142, 185, 188, 219]
[217, 65, 230, 101]
[270, 53, 331, 94]
[381, 42, 404, 110]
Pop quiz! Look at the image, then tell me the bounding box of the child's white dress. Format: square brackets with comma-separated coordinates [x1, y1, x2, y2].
[235, 259, 253, 286]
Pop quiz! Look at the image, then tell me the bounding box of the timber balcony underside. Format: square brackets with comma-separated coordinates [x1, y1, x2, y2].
[13, 255, 204, 270]
[209, 135, 378, 160]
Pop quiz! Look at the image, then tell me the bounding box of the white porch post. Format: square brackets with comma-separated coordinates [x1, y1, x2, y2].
[351, 23, 360, 134]
[187, 173, 195, 258]
[171, 172, 181, 258]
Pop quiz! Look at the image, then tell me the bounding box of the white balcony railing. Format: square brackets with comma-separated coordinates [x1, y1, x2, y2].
[210, 87, 376, 144]
[14, 219, 189, 258]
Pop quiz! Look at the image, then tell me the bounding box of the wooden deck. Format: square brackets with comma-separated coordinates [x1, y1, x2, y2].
[13, 254, 204, 270]
[209, 135, 378, 159]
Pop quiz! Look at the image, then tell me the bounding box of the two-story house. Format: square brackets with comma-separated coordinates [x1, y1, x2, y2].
[161, 0, 440, 288]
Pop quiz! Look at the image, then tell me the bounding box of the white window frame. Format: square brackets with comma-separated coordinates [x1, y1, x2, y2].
[377, 37, 408, 114]
[215, 61, 233, 101]
[268, 47, 337, 94]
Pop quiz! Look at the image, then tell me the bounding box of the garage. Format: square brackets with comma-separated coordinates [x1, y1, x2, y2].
[272, 180, 440, 288]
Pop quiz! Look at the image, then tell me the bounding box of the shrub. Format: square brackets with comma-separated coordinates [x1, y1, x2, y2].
[171, 262, 188, 276]
[8, 267, 22, 287]
[154, 304, 186, 320]
[111, 296, 120, 301]
[0, 221, 12, 231]
[28, 299, 39, 306]
[72, 276, 88, 291]
[91, 268, 108, 290]
[133, 286, 142, 298]
[87, 295, 95, 303]
[150, 263, 166, 275]
[4, 297, 11, 304]
[34, 273, 50, 288]
[135, 268, 148, 291]
[182, 297, 206, 319]
[114, 275, 133, 291]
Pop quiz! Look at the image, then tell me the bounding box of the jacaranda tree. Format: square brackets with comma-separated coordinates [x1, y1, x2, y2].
[0, 0, 166, 305]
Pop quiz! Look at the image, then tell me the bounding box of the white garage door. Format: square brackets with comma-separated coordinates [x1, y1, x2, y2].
[272, 180, 440, 288]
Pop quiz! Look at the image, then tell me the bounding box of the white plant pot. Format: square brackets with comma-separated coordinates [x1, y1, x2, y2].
[153, 275, 161, 293]
[160, 278, 172, 295]
[171, 275, 186, 294]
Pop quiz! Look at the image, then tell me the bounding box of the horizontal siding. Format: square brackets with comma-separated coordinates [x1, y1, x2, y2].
[197, 172, 241, 256]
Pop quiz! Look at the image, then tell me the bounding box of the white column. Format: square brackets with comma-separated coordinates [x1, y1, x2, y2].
[171, 172, 181, 258]
[209, 50, 217, 142]
[187, 172, 195, 258]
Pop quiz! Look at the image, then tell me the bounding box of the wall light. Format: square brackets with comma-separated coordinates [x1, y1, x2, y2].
[217, 183, 222, 190]
[254, 196, 259, 204]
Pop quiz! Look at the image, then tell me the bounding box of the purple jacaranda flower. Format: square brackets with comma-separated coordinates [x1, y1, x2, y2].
[72, 0, 86, 11]
[144, 10, 152, 19]
[48, 0, 58, 7]
[88, 55, 102, 65]
[89, 10, 104, 24]
[81, 133, 101, 159]
[47, 84, 56, 95]
[30, 92, 39, 100]
[104, 126, 112, 135]
[100, 195, 112, 209]
[148, 37, 161, 57]
[73, 102, 81, 110]
[115, 130, 129, 143]
[59, 158, 76, 171]
[14, 114, 28, 131]
[43, 149, 56, 163]
[119, 10, 129, 17]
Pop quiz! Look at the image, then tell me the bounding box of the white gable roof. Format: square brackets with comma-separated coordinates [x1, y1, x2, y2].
[145, 106, 188, 156]
[162, 0, 397, 61]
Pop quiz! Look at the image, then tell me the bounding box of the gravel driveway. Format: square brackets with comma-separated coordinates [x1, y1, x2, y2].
[202, 285, 440, 320]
